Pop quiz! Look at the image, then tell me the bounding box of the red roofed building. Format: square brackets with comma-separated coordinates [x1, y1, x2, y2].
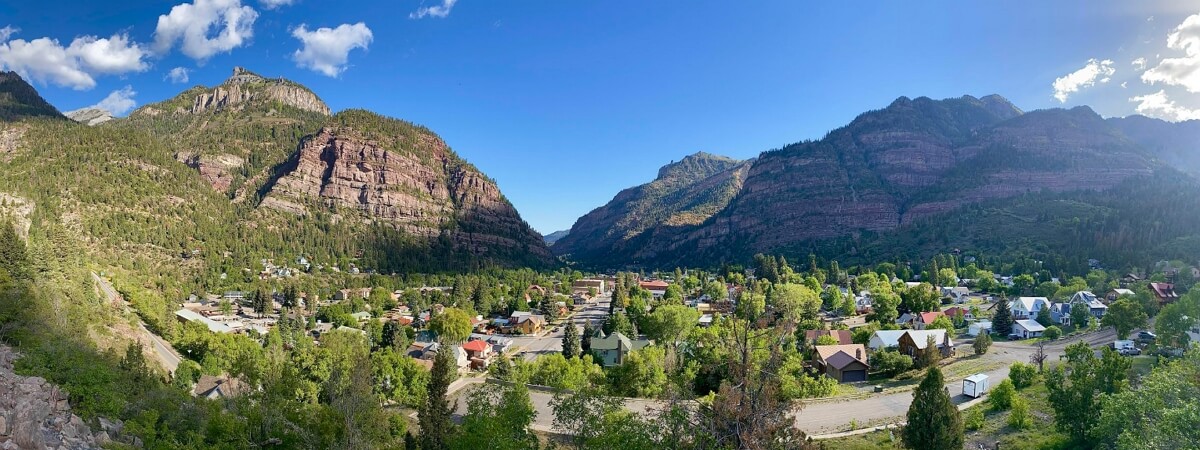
[916, 311, 946, 330]
[942, 307, 972, 321]
[804, 329, 853, 345]
[1149, 282, 1180, 305]
[462, 339, 492, 360]
[639, 280, 670, 299]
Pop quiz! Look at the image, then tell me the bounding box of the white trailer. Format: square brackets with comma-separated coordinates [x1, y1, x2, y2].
[963, 374, 989, 398]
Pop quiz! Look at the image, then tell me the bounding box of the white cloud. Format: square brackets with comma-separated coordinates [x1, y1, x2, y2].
[87, 85, 138, 116]
[166, 67, 190, 83]
[67, 34, 149, 74]
[1132, 57, 1147, 71]
[410, 0, 457, 19]
[291, 23, 372, 77]
[0, 33, 149, 90]
[153, 0, 258, 61]
[259, 0, 294, 9]
[1121, 81, 1128, 88]
[1130, 89, 1200, 121]
[1052, 58, 1116, 103]
[1142, 13, 1200, 93]
[0, 26, 17, 42]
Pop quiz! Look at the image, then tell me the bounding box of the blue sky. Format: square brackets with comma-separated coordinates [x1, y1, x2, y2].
[3, 0, 1200, 233]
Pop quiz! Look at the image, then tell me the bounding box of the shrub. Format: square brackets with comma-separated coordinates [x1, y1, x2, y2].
[1008, 396, 1032, 430]
[973, 332, 992, 355]
[870, 349, 914, 377]
[1008, 362, 1037, 389]
[989, 378, 1016, 411]
[1043, 325, 1062, 340]
[964, 407, 985, 431]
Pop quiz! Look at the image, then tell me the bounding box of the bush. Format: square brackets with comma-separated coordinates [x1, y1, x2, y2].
[964, 407, 985, 431]
[1008, 396, 1032, 430]
[1008, 362, 1037, 389]
[870, 349, 914, 377]
[973, 332, 992, 355]
[1043, 325, 1062, 340]
[989, 378, 1016, 411]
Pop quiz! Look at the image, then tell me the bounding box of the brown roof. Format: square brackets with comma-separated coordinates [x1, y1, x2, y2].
[814, 344, 868, 368]
[824, 351, 869, 371]
[804, 330, 853, 345]
[193, 375, 248, 398]
[1150, 282, 1179, 299]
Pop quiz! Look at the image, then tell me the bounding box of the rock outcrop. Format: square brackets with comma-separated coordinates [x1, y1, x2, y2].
[177, 152, 245, 193]
[64, 108, 114, 126]
[563, 95, 1161, 267]
[261, 118, 552, 263]
[0, 346, 99, 450]
[190, 67, 330, 116]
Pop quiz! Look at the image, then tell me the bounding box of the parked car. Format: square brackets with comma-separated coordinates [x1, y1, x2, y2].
[1135, 331, 1157, 343]
[1118, 347, 1141, 356]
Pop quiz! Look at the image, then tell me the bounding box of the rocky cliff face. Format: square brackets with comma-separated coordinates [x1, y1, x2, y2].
[553, 152, 749, 261]
[190, 67, 330, 116]
[567, 95, 1162, 267]
[0, 346, 101, 449]
[64, 108, 114, 126]
[261, 115, 552, 263]
[1108, 114, 1200, 175]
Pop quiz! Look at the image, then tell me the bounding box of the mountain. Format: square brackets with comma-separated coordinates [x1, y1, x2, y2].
[553, 151, 750, 261]
[564, 94, 1200, 271]
[65, 107, 115, 126]
[0, 69, 553, 294]
[1108, 115, 1200, 175]
[543, 229, 570, 245]
[0, 71, 63, 121]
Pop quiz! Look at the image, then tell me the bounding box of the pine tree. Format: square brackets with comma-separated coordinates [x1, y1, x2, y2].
[581, 320, 595, 355]
[902, 367, 963, 450]
[419, 348, 458, 450]
[993, 296, 1014, 338]
[562, 317, 580, 358]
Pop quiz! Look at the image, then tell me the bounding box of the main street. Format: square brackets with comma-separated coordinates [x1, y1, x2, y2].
[508, 294, 611, 361]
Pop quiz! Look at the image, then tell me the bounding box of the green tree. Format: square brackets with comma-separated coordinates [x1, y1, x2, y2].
[1008, 396, 1032, 430]
[419, 347, 459, 450]
[992, 298, 1014, 338]
[989, 378, 1016, 411]
[902, 367, 963, 450]
[1043, 325, 1062, 340]
[562, 318, 581, 359]
[927, 315, 956, 338]
[607, 347, 668, 398]
[973, 332, 992, 355]
[451, 383, 538, 450]
[1093, 350, 1200, 449]
[1045, 343, 1130, 443]
[901, 283, 941, 315]
[1008, 362, 1036, 389]
[871, 350, 914, 377]
[868, 288, 902, 326]
[917, 335, 941, 369]
[936, 268, 958, 288]
[430, 307, 473, 343]
[778, 353, 837, 399]
[1069, 303, 1092, 331]
[643, 304, 699, 346]
[662, 284, 684, 304]
[1102, 298, 1148, 339]
[1036, 306, 1054, 327]
[702, 280, 727, 302]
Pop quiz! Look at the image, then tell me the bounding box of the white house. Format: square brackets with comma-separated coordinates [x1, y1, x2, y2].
[868, 329, 953, 351]
[1009, 297, 1052, 319]
[968, 320, 993, 336]
[940, 286, 971, 302]
[1012, 319, 1046, 338]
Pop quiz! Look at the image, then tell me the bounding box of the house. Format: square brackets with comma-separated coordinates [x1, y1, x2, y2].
[1049, 302, 1073, 325]
[943, 307, 973, 321]
[350, 311, 372, 322]
[1106, 288, 1135, 303]
[698, 314, 714, 327]
[1068, 291, 1108, 318]
[462, 339, 492, 360]
[812, 344, 870, 382]
[915, 311, 946, 330]
[868, 329, 953, 352]
[590, 330, 653, 367]
[855, 295, 874, 314]
[898, 329, 954, 359]
[222, 291, 248, 303]
[193, 375, 248, 399]
[895, 312, 917, 328]
[1009, 297, 1052, 319]
[335, 288, 371, 301]
[804, 329, 854, 345]
[509, 312, 546, 335]
[175, 309, 234, 333]
[940, 286, 971, 303]
[1149, 282, 1180, 305]
[1012, 319, 1046, 339]
[1120, 273, 1141, 288]
[638, 280, 670, 299]
[968, 320, 993, 336]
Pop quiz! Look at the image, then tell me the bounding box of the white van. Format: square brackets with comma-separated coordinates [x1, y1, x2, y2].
[1112, 340, 1139, 355]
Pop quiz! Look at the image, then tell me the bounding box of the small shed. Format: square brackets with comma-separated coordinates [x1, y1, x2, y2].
[968, 320, 993, 336]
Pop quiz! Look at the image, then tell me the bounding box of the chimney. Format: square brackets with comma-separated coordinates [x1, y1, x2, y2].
[856, 348, 862, 360]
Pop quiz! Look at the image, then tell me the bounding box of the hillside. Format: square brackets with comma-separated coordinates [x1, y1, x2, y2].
[543, 229, 569, 245]
[563, 95, 1200, 271]
[1108, 115, 1200, 175]
[553, 151, 750, 262]
[0, 72, 63, 121]
[0, 69, 553, 302]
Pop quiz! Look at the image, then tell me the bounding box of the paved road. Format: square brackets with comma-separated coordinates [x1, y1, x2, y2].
[91, 273, 182, 374]
[509, 295, 611, 361]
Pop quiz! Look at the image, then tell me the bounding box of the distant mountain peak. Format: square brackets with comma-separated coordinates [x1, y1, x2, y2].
[183, 67, 330, 116]
[65, 107, 115, 126]
[657, 152, 742, 180]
